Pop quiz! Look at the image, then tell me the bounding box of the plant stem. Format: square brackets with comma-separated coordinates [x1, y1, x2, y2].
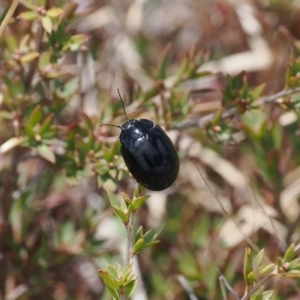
[178, 86, 300, 130]
[121, 212, 135, 300]
[125, 212, 134, 265]
[241, 272, 275, 300]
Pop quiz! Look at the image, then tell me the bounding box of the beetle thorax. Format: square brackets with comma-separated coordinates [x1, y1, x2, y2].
[120, 119, 154, 146]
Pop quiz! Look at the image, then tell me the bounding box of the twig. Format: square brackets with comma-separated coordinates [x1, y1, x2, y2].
[177, 275, 198, 300]
[178, 87, 300, 130]
[0, 0, 19, 39]
[241, 272, 276, 300]
[261, 86, 300, 103]
[218, 269, 240, 300]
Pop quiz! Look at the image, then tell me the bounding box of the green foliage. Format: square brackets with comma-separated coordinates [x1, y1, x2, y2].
[99, 262, 138, 300]
[1, 1, 300, 300]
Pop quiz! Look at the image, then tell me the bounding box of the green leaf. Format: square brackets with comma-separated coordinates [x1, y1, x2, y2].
[58, 77, 79, 98]
[131, 195, 150, 211]
[133, 187, 140, 198]
[24, 124, 35, 138]
[289, 260, 300, 271]
[285, 270, 300, 277]
[106, 186, 127, 219]
[144, 222, 165, 244]
[119, 197, 128, 212]
[250, 83, 266, 100]
[44, 69, 68, 79]
[0, 137, 26, 153]
[259, 263, 275, 275]
[107, 264, 119, 280]
[254, 249, 264, 269]
[261, 290, 274, 300]
[126, 278, 138, 298]
[111, 205, 129, 224]
[123, 262, 134, 283]
[99, 270, 119, 290]
[122, 193, 132, 206]
[210, 110, 222, 126]
[42, 16, 52, 33]
[46, 7, 63, 18]
[107, 190, 120, 208]
[123, 273, 135, 286]
[173, 56, 189, 86]
[4, 76, 24, 97]
[244, 247, 253, 286]
[4, 34, 18, 52]
[283, 244, 295, 263]
[71, 34, 87, 44]
[20, 51, 39, 64]
[18, 11, 38, 20]
[134, 226, 143, 242]
[106, 285, 119, 300]
[37, 144, 56, 163]
[29, 105, 43, 126]
[39, 51, 51, 69]
[271, 123, 282, 149]
[62, 34, 88, 52]
[133, 238, 146, 254]
[247, 271, 256, 284]
[39, 113, 54, 136]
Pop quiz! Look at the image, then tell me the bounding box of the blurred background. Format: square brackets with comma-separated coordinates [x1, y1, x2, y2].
[1, 0, 300, 299]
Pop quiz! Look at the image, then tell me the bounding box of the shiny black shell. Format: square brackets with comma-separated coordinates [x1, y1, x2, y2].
[120, 119, 179, 191]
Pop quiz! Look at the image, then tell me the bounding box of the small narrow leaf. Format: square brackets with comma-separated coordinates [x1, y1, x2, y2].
[20, 51, 39, 64]
[126, 278, 138, 298]
[284, 270, 300, 277]
[111, 205, 129, 224]
[99, 270, 119, 290]
[122, 193, 131, 206]
[133, 238, 146, 254]
[131, 195, 150, 211]
[244, 247, 253, 286]
[261, 290, 274, 300]
[18, 11, 38, 20]
[123, 262, 134, 283]
[29, 105, 43, 126]
[254, 249, 264, 269]
[247, 271, 256, 284]
[144, 223, 165, 244]
[0, 137, 26, 153]
[250, 83, 266, 100]
[134, 226, 143, 243]
[37, 144, 56, 163]
[259, 263, 275, 275]
[106, 286, 120, 300]
[46, 7, 63, 18]
[42, 16, 52, 33]
[283, 243, 295, 263]
[107, 264, 118, 280]
[107, 190, 120, 208]
[106, 286, 119, 300]
[39, 113, 54, 135]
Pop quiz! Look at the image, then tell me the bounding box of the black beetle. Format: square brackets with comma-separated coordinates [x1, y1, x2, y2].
[101, 90, 179, 191]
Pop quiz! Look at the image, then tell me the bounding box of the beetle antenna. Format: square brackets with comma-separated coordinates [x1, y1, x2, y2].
[117, 89, 129, 121]
[99, 124, 121, 128]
